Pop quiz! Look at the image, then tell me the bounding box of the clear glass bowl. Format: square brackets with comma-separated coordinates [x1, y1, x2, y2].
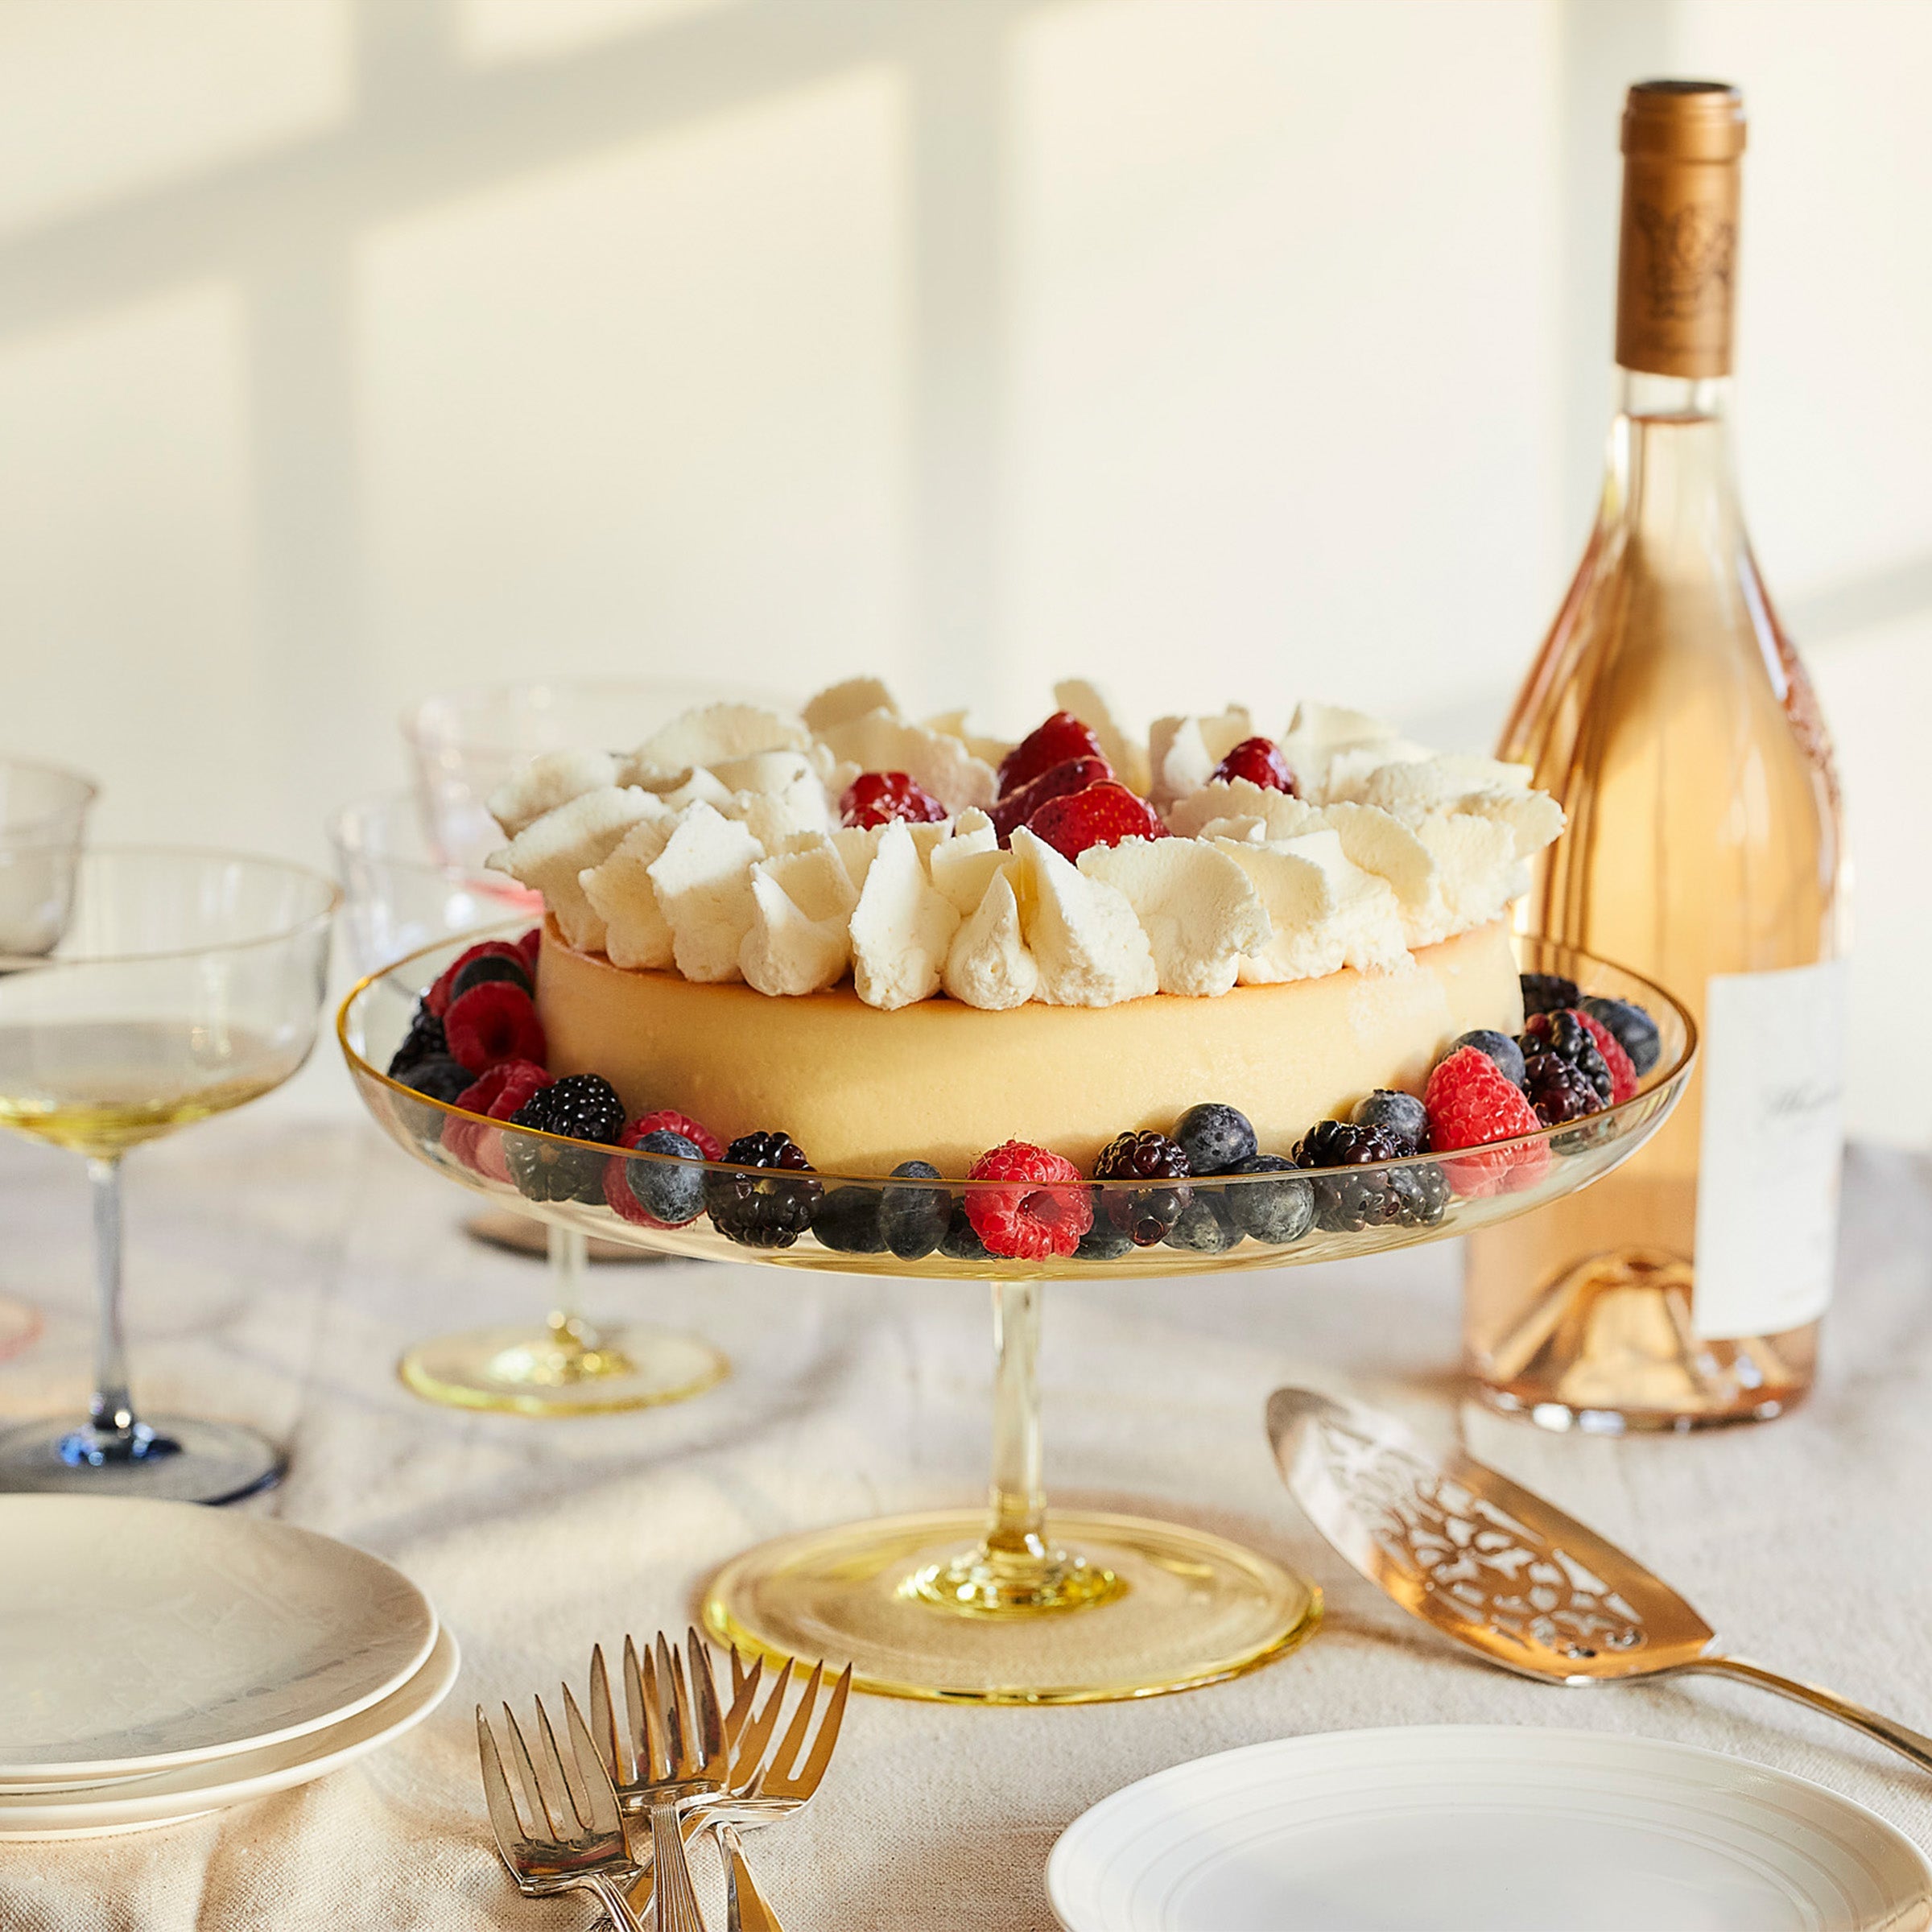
[340, 928, 1695, 1704]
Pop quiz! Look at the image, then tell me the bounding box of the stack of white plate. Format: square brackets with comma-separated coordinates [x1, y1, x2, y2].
[0, 1496, 457, 1839]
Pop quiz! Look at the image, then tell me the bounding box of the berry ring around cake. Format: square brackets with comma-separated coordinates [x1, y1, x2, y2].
[339, 679, 1696, 1705]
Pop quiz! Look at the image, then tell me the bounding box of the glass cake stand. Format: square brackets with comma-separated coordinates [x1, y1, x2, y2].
[340, 928, 1695, 1704]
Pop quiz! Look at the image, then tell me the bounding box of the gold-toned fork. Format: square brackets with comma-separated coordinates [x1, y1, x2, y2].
[477, 1694, 645, 1931]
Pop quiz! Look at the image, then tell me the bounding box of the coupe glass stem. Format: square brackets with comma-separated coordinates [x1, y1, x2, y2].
[68, 1156, 175, 1466]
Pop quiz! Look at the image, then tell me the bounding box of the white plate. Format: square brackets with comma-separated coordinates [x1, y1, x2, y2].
[0, 1625, 459, 1838]
[1047, 1726, 1932, 1932]
[0, 1496, 437, 1784]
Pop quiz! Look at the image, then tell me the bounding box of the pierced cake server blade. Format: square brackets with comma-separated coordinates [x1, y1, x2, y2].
[1265, 1385, 1932, 1778]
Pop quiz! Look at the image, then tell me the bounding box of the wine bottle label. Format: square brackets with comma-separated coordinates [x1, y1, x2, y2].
[1691, 959, 1847, 1340]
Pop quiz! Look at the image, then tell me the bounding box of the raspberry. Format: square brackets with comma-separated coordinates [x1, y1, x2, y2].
[1521, 1009, 1612, 1107]
[988, 756, 1111, 845]
[443, 1059, 551, 1173]
[997, 712, 1105, 799]
[444, 980, 547, 1073]
[1210, 737, 1298, 795]
[516, 925, 543, 976]
[624, 1108, 724, 1163]
[1523, 1052, 1599, 1126]
[964, 1141, 1093, 1260]
[840, 770, 949, 830]
[1025, 782, 1168, 863]
[1575, 1009, 1639, 1104]
[1423, 1046, 1549, 1198]
[1093, 1129, 1193, 1245]
[428, 939, 531, 1018]
[704, 1131, 822, 1248]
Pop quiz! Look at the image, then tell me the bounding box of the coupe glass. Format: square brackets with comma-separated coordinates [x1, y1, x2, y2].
[342, 927, 1696, 1704]
[0, 755, 98, 1365]
[327, 791, 725, 1416]
[0, 849, 337, 1502]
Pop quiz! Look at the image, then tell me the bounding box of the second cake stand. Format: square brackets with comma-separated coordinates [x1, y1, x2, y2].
[341, 932, 1695, 1704]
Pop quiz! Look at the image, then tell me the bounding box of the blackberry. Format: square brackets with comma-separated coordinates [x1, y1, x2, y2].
[811, 1185, 887, 1254]
[704, 1131, 821, 1249]
[1224, 1154, 1315, 1245]
[1074, 1220, 1134, 1263]
[1093, 1130, 1193, 1246]
[1521, 1009, 1612, 1107]
[620, 1128, 706, 1227]
[1389, 1159, 1451, 1228]
[1522, 1052, 1599, 1126]
[1352, 1088, 1430, 1150]
[448, 952, 534, 1003]
[1449, 1028, 1526, 1091]
[1162, 1194, 1242, 1254]
[507, 1074, 626, 1203]
[881, 1161, 952, 1261]
[398, 1052, 469, 1104]
[1171, 1102, 1257, 1176]
[1294, 1119, 1407, 1233]
[387, 1003, 447, 1079]
[1520, 972, 1580, 1017]
[1581, 995, 1662, 1076]
[939, 1204, 989, 1261]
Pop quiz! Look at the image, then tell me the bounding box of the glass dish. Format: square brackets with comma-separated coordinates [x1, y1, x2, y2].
[340, 928, 1695, 1703]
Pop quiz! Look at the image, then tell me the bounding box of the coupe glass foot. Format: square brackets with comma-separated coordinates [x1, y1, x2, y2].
[0, 1415, 283, 1503]
[704, 1507, 1320, 1704]
[397, 1321, 728, 1416]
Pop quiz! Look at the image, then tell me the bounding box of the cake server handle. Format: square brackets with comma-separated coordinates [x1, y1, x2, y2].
[1674, 1654, 1932, 1777]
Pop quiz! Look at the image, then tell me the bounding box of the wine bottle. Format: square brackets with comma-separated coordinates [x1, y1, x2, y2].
[1463, 80, 1849, 1430]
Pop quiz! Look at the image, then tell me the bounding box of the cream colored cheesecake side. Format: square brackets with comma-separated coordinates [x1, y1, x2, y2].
[537, 919, 1523, 1177]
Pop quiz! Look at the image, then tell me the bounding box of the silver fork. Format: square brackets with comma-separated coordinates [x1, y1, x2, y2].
[477, 1694, 646, 1932]
[601, 1632, 728, 1932]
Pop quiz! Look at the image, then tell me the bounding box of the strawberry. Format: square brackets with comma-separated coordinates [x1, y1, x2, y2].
[840, 770, 949, 830]
[964, 1141, 1093, 1260]
[1575, 1009, 1639, 1104]
[443, 980, 547, 1074]
[1424, 1045, 1550, 1198]
[997, 712, 1104, 799]
[1211, 736, 1298, 795]
[987, 756, 1111, 844]
[1024, 782, 1169, 863]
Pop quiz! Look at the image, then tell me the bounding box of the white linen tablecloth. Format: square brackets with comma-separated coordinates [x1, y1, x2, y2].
[2, 1120, 1929, 1929]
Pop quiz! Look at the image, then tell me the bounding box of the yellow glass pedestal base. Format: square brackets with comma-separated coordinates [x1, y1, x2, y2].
[398, 1320, 728, 1416]
[704, 1508, 1320, 1705]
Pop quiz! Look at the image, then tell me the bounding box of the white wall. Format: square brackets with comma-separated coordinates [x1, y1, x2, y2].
[1, 0, 1927, 1137]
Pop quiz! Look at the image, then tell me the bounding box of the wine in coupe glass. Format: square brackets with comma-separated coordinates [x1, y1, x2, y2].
[1466, 83, 1848, 1430]
[0, 849, 338, 1501]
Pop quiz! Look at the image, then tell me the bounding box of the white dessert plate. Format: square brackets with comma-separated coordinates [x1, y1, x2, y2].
[0, 1496, 438, 1785]
[1046, 1726, 1932, 1932]
[0, 1624, 458, 1839]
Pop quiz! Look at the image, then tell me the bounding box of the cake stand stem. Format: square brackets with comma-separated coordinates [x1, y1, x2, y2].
[540, 1225, 638, 1381]
[907, 1282, 1125, 1616]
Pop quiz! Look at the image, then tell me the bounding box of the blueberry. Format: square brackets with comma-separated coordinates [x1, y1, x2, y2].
[1224, 1154, 1315, 1245]
[1450, 1029, 1526, 1090]
[1352, 1088, 1430, 1150]
[1162, 1194, 1243, 1254]
[1074, 1220, 1134, 1263]
[812, 1185, 888, 1254]
[939, 1205, 989, 1261]
[1581, 996, 1662, 1076]
[881, 1160, 952, 1261]
[448, 954, 534, 1003]
[621, 1129, 706, 1227]
[399, 1054, 471, 1104]
[1171, 1102, 1258, 1175]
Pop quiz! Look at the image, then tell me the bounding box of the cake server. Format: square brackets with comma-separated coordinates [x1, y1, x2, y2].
[1265, 1385, 1932, 1777]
